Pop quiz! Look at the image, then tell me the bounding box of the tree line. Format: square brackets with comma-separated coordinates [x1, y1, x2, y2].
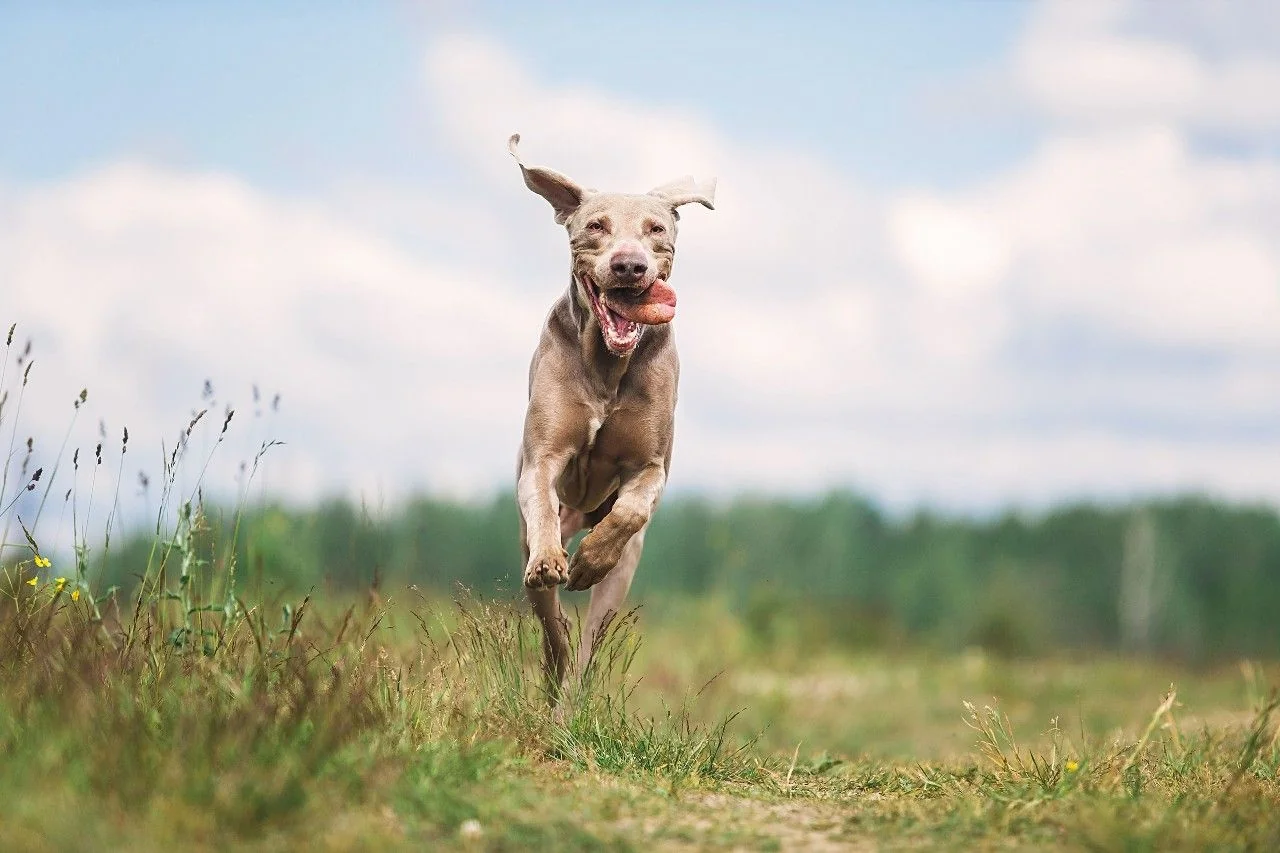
[103, 491, 1280, 660]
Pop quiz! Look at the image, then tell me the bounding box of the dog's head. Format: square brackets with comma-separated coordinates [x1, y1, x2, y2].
[509, 134, 716, 356]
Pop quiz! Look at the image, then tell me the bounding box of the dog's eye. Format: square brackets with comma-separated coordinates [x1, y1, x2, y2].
[586, 220, 606, 233]
[649, 223, 666, 235]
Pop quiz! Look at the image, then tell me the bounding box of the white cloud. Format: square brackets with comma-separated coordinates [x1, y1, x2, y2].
[888, 195, 1012, 296]
[425, 36, 724, 190]
[1015, 0, 1280, 134]
[1, 161, 540, 524]
[971, 126, 1280, 350]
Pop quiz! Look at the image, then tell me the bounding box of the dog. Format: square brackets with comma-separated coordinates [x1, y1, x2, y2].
[508, 134, 716, 688]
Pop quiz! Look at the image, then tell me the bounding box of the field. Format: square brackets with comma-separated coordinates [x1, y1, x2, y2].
[2, 578, 1277, 852]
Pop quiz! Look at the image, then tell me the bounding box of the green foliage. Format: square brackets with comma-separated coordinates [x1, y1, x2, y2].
[140, 490, 1280, 661]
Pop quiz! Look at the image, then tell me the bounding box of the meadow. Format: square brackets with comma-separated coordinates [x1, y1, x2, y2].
[3, 583, 1278, 851]
[2, 326, 1279, 850]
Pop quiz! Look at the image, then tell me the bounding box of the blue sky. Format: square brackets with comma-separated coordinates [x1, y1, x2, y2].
[0, 3, 422, 187]
[0, 1, 1032, 189]
[2, 0, 1280, 517]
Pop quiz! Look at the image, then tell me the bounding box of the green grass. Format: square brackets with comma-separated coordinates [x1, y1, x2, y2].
[1, 577, 1278, 851]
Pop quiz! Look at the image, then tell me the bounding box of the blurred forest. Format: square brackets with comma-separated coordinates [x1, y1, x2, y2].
[103, 491, 1280, 662]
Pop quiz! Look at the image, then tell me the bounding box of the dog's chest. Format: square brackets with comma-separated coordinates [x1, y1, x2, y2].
[580, 397, 656, 460]
[557, 401, 662, 511]
[584, 416, 604, 451]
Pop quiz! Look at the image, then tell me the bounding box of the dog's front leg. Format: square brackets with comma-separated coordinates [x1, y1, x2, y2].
[567, 463, 665, 591]
[519, 451, 575, 691]
[519, 452, 572, 589]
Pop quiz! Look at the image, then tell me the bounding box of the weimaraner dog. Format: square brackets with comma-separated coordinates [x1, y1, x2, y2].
[508, 134, 716, 689]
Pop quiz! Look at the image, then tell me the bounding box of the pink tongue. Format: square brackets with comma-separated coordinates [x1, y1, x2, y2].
[606, 279, 677, 325]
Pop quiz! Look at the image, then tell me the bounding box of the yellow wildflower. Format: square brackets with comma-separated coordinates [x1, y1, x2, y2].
[25, 577, 38, 587]
[34, 555, 51, 568]
[55, 577, 67, 591]
[71, 589, 81, 602]
[1065, 760, 1079, 773]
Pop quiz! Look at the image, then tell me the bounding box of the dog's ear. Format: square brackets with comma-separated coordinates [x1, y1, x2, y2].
[508, 134, 591, 225]
[648, 176, 717, 212]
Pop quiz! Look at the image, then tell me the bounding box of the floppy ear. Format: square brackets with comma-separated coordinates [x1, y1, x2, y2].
[648, 176, 717, 212]
[508, 134, 591, 225]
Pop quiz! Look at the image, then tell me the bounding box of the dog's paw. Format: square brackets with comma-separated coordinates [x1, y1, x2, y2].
[566, 530, 621, 591]
[524, 548, 569, 589]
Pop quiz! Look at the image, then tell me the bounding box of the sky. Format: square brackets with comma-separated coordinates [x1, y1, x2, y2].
[2, 0, 1280, 520]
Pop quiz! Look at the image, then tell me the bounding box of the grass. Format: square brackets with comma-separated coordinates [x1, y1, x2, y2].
[2, 325, 1279, 850]
[2, 578, 1277, 851]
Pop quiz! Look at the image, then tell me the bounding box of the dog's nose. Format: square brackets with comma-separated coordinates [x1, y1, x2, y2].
[609, 252, 648, 283]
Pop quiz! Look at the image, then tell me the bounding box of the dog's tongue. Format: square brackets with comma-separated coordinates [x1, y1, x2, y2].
[606, 279, 677, 325]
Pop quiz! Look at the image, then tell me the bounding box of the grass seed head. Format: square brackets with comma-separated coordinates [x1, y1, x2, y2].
[186, 408, 207, 436]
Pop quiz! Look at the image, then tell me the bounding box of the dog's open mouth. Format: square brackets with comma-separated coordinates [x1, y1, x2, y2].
[580, 276, 677, 356]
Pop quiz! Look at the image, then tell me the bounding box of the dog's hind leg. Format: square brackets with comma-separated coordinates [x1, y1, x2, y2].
[559, 505, 586, 544]
[576, 524, 645, 678]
